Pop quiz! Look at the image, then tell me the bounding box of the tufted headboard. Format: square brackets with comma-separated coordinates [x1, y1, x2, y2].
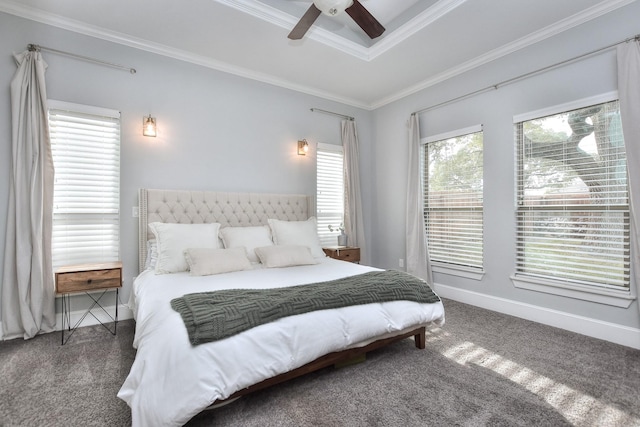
[138, 189, 314, 273]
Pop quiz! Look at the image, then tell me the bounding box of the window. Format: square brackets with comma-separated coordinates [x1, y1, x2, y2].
[423, 126, 484, 274]
[514, 95, 630, 301]
[316, 143, 344, 247]
[49, 101, 121, 270]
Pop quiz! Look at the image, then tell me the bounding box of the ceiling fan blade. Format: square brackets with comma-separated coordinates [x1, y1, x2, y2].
[345, 0, 385, 39]
[288, 4, 322, 40]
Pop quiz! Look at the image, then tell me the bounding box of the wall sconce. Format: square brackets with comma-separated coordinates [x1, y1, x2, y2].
[297, 139, 309, 155]
[143, 114, 157, 137]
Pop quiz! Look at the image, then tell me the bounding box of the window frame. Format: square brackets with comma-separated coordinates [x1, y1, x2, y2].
[316, 142, 345, 247]
[510, 92, 636, 307]
[423, 124, 485, 280]
[48, 100, 121, 272]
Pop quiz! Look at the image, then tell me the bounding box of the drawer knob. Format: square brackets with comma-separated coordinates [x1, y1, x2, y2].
[87, 279, 92, 284]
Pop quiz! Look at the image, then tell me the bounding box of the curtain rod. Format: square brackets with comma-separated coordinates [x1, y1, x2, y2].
[412, 34, 640, 116]
[310, 108, 354, 121]
[27, 44, 137, 74]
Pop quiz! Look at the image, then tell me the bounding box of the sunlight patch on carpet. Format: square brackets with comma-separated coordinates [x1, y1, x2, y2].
[442, 341, 639, 426]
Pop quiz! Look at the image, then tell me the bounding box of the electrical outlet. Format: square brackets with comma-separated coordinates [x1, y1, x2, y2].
[132, 206, 139, 218]
[399, 258, 404, 268]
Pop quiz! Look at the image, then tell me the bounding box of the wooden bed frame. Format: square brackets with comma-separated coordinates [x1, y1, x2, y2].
[221, 327, 426, 403]
[138, 188, 428, 406]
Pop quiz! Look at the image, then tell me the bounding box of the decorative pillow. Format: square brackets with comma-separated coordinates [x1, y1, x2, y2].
[219, 225, 273, 263]
[267, 217, 325, 258]
[149, 222, 221, 274]
[184, 247, 252, 276]
[254, 245, 318, 268]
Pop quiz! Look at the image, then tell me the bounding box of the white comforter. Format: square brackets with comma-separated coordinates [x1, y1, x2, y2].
[117, 258, 445, 426]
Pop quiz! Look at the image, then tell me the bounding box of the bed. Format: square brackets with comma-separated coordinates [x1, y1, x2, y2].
[118, 189, 445, 426]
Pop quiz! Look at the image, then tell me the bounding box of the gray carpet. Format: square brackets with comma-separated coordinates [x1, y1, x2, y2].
[1, 299, 639, 426]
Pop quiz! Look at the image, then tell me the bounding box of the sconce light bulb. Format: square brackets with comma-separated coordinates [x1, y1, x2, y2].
[143, 115, 157, 137]
[298, 139, 310, 156]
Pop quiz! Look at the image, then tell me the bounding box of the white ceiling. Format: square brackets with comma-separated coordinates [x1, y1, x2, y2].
[0, 0, 635, 109]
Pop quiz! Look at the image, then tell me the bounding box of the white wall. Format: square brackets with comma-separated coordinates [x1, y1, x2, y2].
[370, 2, 640, 347]
[0, 12, 374, 316]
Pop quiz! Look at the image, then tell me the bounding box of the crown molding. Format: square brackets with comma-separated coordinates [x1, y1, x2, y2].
[371, 0, 638, 109]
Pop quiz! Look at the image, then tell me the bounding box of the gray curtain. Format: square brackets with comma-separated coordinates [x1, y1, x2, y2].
[2, 49, 55, 339]
[617, 39, 640, 309]
[341, 119, 367, 263]
[406, 114, 433, 284]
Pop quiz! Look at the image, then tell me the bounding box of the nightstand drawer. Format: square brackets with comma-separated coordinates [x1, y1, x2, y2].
[323, 247, 360, 263]
[56, 262, 122, 294]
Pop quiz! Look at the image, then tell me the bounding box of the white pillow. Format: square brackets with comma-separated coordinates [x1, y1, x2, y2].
[219, 225, 273, 263]
[149, 222, 221, 274]
[254, 245, 317, 268]
[268, 217, 325, 258]
[184, 247, 252, 276]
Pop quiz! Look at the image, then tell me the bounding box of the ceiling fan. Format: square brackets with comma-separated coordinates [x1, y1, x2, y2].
[288, 0, 385, 40]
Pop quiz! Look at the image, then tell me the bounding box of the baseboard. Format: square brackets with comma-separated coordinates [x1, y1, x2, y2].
[1, 305, 133, 340]
[434, 283, 640, 350]
[54, 304, 134, 332]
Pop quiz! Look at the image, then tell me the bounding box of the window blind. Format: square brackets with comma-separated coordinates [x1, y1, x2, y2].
[316, 143, 344, 247]
[423, 128, 483, 269]
[515, 99, 629, 288]
[49, 101, 121, 270]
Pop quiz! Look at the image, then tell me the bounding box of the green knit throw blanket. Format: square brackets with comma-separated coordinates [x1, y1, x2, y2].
[171, 270, 440, 345]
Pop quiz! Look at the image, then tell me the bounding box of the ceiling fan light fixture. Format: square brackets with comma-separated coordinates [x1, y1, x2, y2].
[289, 0, 383, 41]
[313, 0, 353, 16]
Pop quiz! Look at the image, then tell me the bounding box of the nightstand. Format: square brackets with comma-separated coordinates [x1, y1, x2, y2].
[323, 246, 360, 263]
[55, 261, 122, 345]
